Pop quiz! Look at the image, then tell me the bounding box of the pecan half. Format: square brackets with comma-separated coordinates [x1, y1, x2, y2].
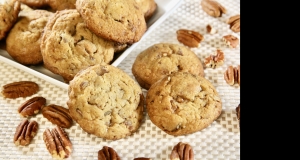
[43, 126, 72, 159]
[204, 49, 224, 69]
[98, 146, 121, 160]
[18, 96, 46, 117]
[42, 104, 73, 128]
[227, 14, 240, 33]
[201, 0, 227, 17]
[224, 65, 240, 86]
[222, 35, 239, 48]
[1, 81, 39, 99]
[176, 29, 204, 48]
[13, 119, 38, 146]
[170, 142, 194, 160]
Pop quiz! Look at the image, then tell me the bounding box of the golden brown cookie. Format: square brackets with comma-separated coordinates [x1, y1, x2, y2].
[0, 0, 21, 40]
[18, 0, 48, 8]
[146, 72, 222, 136]
[67, 64, 144, 140]
[6, 9, 53, 65]
[40, 9, 116, 82]
[76, 0, 147, 44]
[132, 43, 205, 90]
[47, 0, 76, 11]
[135, 0, 157, 21]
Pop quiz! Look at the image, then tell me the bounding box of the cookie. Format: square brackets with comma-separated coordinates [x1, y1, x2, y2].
[135, 0, 157, 21]
[146, 72, 222, 136]
[132, 43, 205, 90]
[47, 0, 76, 11]
[18, 0, 48, 8]
[76, 0, 147, 44]
[0, 0, 21, 40]
[6, 9, 53, 65]
[67, 64, 144, 140]
[40, 9, 116, 82]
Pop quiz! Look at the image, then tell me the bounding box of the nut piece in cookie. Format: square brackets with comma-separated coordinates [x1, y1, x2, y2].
[170, 142, 194, 160]
[222, 34, 239, 48]
[200, 0, 226, 17]
[132, 43, 205, 90]
[227, 14, 240, 33]
[42, 104, 73, 128]
[43, 126, 72, 159]
[146, 72, 222, 136]
[6, 9, 53, 65]
[0, 0, 21, 40]
[176, 29, 204, 48]
[204, 49, 224, 69]
[1, 81, 39, 99]
[13, 119, 38, 146]
[18, 96, 46, 117]
[67, 64, 144, 140]
[98, 146, 121, 160]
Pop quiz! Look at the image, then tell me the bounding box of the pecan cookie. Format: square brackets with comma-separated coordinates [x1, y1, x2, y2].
[17, 0, 48, 8]
[40, 9, 116, 83]
[0, 0, 21, 40]
[76, 0, 147, 44]
[146, 72, 222, 136]
[132, 43, 205, 90]
[67, 64, 144, 140]
[6, 9, 53, 65]
[135, 0, 157, 21]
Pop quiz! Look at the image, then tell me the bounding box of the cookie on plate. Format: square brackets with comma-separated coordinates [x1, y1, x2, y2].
[0, 0, 21, 40]
[67, 64, 144, 140]
[146, 71, 222, 136]
[132, 43, 205, 90]
[6, 9, 53, 65]
[40, 9, 116, 83]
[76, 0, 147, 44]
[135, 0, 157, 21]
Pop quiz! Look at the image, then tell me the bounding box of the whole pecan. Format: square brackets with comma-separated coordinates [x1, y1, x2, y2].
[43, 126, 72, 159]
[170, 142, 194, 160]
[176, 29, 204, 48]
[222, 35, 239, 48]
[224, 65, 240, 86]
[42, 104, 73, 128]
[227, 14, 240, 33]
[201, 0, 227, 17]
[18, 96, 46, 117]
[1, 81, 39, 99]
[13, 119, 38, 146]
[98, 146, 121, 160]
[204, 49, 224, 69]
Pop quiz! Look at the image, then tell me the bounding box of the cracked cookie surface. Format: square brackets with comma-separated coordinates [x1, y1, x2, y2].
[67, 64, 144, 140]
[132, 43, 205, 90]
[0, 0, 20, 40]
[146, 72, 222, 136]
[76, 0, 147, 44]
[40, 9, 116, 83]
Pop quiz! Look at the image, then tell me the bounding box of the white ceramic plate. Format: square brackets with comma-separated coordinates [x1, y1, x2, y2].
[0, 0, 183, 90]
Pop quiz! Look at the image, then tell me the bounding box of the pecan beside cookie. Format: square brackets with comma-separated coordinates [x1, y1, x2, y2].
[98, 146, 121, 160]
[13, 119, 38, 146]
[204, 49, 224, 69]
[201, 0, 227, 17]
[176, 29, 204, 48]
[18, 96, 46, 117]
[42, 104, 73, 128]
[224, 65, 240, 86]
[227, 14, 240, 33]
[170, 142, 194, 160]
[1, 81, 39, 99]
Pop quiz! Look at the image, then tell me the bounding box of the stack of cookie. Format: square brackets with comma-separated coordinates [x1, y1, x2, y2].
[1, 0, 157, 83]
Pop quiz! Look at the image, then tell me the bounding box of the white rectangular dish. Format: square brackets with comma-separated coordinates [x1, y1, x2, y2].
[0, 0, 183, 90]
